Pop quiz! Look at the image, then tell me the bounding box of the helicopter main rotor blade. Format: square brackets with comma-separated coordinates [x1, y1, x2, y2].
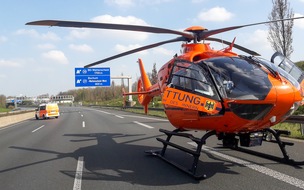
[199, 16, 304, 40]
[26, 20, 194, 39]
[206, 37, 260, 56]
[84, 36, 187, 68]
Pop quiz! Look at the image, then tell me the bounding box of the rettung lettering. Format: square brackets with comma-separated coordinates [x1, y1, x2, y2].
[162, 87, 220, 114]
[165, 89, 203, 106]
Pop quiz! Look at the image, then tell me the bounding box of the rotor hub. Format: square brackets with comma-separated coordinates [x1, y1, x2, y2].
[184, 26, 208, 42]
[184, 26, 208, 32]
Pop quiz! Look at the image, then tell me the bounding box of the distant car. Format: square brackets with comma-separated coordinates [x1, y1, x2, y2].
[35, 103, 60, 120]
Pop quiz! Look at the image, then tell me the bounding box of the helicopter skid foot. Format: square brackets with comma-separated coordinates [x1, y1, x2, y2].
[145, 149, 206, 180]
[234, 128, 304, 165]
[146, 129, 216, 180]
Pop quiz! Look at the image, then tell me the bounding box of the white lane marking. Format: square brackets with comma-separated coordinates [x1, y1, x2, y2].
[82, 121, 85, 128]
[32, 125, 45, 133]
[95, 110, 111, 115]
[73, 156, 84, 190]
[81, 115, 83, 117]
[133, 121, 154, 129]
[115, 115, 124, 119]
[91, 109, 168, 122]
[188, 142, 304, 189]
[121, 114, 168, 121]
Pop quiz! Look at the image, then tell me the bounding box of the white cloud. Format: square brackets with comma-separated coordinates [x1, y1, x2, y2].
[104, 0, 135, 7]
[69, 44, 94, 53]
[15, 29, 60, 41]
[0, 59, 21, 67]
[67, 15, 149, 41]
[242, 29, 272, 55]
[198, 7, 234, 22]
[152, 47, 174, 56]
[114, 44, 147, 55]
[92, 14, 148, 25]
[37, 43, 56, 49]
[68, 29, 91, 39]
[15, 29, 38, 37]
[294, 13, 304, 29]
[90, 15, 149, 41]
[0, 74, 6, 79]
[40, 32, 61, 41]
[42, 50, 68, 64]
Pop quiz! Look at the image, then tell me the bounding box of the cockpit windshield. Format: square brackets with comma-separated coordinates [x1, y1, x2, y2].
[200, 56, 272, 100]
[168, 57, 273, 101]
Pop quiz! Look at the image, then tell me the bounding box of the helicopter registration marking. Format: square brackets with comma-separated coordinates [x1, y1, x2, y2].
[162, 87, 221, 114]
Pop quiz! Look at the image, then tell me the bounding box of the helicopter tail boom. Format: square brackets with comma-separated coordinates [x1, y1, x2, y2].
[128, 59, 160, 114]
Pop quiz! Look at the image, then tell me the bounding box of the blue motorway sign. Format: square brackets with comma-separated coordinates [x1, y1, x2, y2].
[75, 68, 110, 76]
[75, 67, 111, 87]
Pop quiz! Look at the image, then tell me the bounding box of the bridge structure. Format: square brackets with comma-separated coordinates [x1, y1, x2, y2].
[111, 76, 133, 102]
[50, 95, 74, 104]
[6, 94, 74, 108]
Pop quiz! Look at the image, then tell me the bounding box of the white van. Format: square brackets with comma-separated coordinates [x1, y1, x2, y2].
[35, 103, 60, 119]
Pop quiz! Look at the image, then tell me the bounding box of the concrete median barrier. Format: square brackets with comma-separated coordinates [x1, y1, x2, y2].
[0, 112, 35, 128]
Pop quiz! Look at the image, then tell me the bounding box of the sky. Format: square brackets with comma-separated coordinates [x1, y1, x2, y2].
[1, 0, 304, 97]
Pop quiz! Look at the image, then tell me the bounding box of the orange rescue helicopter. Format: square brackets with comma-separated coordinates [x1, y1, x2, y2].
[27, 17, 304, 178]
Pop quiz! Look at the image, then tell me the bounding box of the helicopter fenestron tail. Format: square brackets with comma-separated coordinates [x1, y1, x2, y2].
[122, 59, 160, 114]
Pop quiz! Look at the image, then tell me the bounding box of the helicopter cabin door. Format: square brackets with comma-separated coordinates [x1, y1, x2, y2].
[162, 60, 223, 116]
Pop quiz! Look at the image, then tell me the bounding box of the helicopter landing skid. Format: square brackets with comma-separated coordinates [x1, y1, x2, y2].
[233, 128, 304, 165]
[145, 129, 216, 180]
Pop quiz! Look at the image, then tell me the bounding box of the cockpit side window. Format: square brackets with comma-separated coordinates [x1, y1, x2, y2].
[168, 60, 220, 101]
[269, 52, 303, 88]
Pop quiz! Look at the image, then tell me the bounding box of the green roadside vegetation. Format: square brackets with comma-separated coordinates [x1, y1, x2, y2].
[0, 107, 10, 113]
[272, 123, 304, 140]
[121, 108, 166, 118]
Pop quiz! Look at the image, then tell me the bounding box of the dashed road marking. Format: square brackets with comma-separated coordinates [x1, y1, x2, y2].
[133, 121, 154, 129]
[95, 110, 111, 115]
[115, 115, 124, 119]
[121, 114, 168, 121]
[73, 156, 84, 190]
[32, 125, 45, 133]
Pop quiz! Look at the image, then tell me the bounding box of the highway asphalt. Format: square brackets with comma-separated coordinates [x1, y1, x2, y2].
[0, 106, 304, 190]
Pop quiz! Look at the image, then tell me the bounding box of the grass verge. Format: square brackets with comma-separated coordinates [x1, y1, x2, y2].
[272, 122, 304, 140]
[0, 107, 10, 113]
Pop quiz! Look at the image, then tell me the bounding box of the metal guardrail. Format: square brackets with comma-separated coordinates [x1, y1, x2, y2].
[285, 115, 304, 124]
[285, 116, 304, 135]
